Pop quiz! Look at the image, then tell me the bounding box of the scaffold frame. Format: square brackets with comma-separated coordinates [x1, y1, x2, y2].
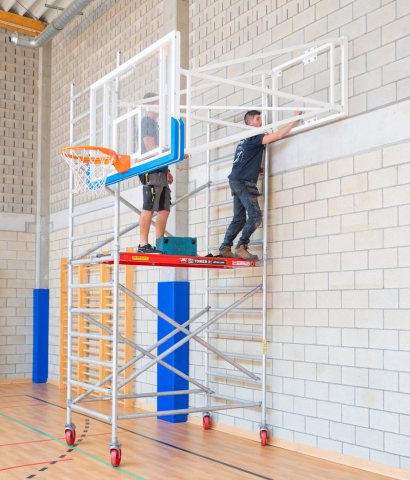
[63, 33, 348, 465]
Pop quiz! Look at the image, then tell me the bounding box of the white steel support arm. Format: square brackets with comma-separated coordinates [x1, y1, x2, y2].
[194, 37, 342, 73]
[186, 108, 328, 156]
[181, 68, 341, 111]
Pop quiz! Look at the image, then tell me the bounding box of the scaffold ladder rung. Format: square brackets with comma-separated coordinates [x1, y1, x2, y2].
[206, 351, 262, 361]
[208, 199, 235, 207]
[68, 355, 113, 368]
[70, 307, 114, 314]
[206, 371, 262, 384]
[206, 329, 263, 338]
[206, 286, 259, 292]
[70, 202, 115, 217]
[207, 239, 263, 249]
[70, 227, 115, 242]
[208, 307, 263, 314]
[70, 255, 114, 265]
[69, 282, 113, 289]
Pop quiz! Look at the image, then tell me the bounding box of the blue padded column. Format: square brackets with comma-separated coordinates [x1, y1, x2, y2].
[33, 289, 49, 383]
[157, 281, 189, 422]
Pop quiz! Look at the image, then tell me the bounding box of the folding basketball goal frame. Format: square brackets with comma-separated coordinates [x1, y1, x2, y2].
[63, 31, 348, 465]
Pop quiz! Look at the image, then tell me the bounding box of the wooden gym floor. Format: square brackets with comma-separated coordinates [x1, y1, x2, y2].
[0, 383, 394, 480]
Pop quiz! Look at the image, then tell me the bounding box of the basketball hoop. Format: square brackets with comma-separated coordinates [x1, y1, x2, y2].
[61, 146, 130, 196]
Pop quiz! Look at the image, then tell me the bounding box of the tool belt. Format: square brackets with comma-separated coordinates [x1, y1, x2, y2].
[139, 173, 150, 185]
[244, 181, 261, 196]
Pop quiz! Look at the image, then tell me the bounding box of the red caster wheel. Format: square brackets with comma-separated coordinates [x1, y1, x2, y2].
[203, 415, 210, 430]
[260, 430, 267, 446]
[110, 448, 121, 467]
[65, 429, 76, 446]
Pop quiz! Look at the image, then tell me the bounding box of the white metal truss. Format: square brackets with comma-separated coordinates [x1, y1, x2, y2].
[182, 36, 348, 156]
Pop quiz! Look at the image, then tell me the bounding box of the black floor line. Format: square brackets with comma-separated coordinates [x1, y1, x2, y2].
[26, 395, 274, 480]
[23, 415, 88, 479]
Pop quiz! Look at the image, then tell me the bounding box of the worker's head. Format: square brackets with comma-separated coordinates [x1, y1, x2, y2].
[244, 110, 262, 127]
[144, 92, 159, 120]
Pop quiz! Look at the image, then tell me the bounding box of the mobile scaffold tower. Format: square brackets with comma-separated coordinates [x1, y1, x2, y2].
[62, 31, 348, 466]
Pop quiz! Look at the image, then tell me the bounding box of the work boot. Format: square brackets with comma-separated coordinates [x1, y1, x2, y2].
[219, 246, 234, 258]
[234, 245, 258, 260]
[137, 244, 162, 254]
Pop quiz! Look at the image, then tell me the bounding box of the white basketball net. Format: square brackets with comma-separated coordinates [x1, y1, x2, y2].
[61, 147, 115, 196]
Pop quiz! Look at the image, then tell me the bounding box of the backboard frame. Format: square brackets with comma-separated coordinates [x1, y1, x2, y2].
[89, 30, 181, 182]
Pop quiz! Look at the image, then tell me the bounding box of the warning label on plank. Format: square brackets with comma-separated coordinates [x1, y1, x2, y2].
[132, 256, 150, 261]
[179, 258, 227, 265]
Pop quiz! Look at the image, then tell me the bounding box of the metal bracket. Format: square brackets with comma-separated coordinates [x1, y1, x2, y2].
[301, 116, 317, 126]
[109, 441, 122, 451]
[64, 422, 76, 432]
[259, 424, 268, 434]
[66, 399, 74, 406]
[302, 46, 317, 66]
[202, 411, 211, 418]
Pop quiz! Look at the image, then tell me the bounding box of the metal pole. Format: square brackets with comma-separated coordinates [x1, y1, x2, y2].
[110, 182, 121, 452]
[204, 108, 211, 411]
[65, 83, 75, 435]
[78, 389, 203, 403]
[186, 74, 191, 150]
[261, 74, 268, 434]
[329, 43, 335, 105]
[341, 36, 349, 116]
[116, 402, 261, 421]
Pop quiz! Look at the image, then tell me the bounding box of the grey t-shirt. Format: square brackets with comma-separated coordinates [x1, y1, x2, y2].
[141, 116, 168, 174]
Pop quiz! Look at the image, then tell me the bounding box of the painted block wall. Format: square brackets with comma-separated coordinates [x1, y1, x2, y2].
[0, 230, 36, 380]
[0, 28, 38, 380]
[0, 29, 38, 216]
[45, 0, 410, 474]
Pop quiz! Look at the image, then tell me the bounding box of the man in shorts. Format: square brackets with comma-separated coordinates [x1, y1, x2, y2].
[138, 93, 173, 254]
[219, 109, 302, 260]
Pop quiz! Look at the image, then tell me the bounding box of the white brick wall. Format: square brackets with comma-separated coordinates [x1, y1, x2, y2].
[0, 231, 35, 379]
[43, 0, 410, 474]
[0, 30, 38, 215]
[186, 138, 410, 472]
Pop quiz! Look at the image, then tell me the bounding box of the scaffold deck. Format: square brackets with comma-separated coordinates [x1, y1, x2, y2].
[113, 252, 263, 269]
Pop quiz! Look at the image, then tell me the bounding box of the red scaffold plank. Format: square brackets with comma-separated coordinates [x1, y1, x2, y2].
[112, 252, 263, 269]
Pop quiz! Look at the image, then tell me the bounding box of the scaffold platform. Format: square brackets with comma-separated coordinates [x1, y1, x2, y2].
[113, 252, 263, 269]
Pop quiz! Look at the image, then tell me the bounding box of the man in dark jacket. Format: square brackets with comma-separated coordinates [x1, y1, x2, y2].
[219, 109, 302, 260]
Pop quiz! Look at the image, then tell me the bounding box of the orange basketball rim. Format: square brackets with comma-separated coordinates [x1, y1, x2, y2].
[61, 146, 130, 173]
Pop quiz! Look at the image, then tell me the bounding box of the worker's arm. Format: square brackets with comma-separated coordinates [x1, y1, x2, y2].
[262, 111, 302, 145]
[143, 136, 157, 152]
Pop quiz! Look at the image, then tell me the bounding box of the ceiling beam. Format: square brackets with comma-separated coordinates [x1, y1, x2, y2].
[0, 10, 44, 37]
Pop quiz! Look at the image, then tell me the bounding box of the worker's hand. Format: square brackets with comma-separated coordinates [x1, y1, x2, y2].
[184, 153, 189, 159]
[167, 172, 174, 185]
[294, 110, 302, 117]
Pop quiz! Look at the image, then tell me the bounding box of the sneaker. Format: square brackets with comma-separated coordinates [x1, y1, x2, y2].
[234, 245, 258, 260]
[137, 244, 163, 254]
[219, 246, 234, 258]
